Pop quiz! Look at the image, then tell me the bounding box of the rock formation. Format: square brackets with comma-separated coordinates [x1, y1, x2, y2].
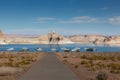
[38, 32, 73, 44]
[104, 36, 120, 45]
[0, 29, 6, 44]
[0, 30, 4, 39]
[69, 34, 105, 44]
[69, 34, 120, 46]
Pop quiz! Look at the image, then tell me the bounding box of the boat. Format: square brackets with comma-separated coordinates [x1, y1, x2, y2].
[21, 47, 28, 51]
[61, 48, 70, 52]
[61, 48, 66, 50]
[61, 48, 69, 50]
[85, 48, 96, 52]
[71, 47, 80, 52]
[51, 48, 56, 51]
[35, 47, 42, 51]
[7, 48, 14, 51]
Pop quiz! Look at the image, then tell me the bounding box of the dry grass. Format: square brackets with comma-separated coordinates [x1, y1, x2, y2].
[57, 52, 120, 80]
[0, 52, 46, 80]
[0, 67, 22, 76]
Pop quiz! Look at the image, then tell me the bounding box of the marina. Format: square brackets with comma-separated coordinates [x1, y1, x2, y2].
[0, 44, 120, 52]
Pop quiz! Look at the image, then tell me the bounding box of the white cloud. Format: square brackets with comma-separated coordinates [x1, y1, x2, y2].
[35, 17, 56, 23]
[60, 16, 100, 23]
[37, 17, 56, 21]
[108, 16, 120, 25]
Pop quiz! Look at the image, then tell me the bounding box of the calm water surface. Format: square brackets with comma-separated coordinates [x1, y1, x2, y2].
[0, 44, 120, 52]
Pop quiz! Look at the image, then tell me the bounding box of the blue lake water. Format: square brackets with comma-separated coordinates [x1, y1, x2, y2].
[0, 44, 120, 52]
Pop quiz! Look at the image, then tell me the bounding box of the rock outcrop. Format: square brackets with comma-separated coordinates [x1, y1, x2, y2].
[0, 30, 4, 39]
[69, 34, 120, 46]
[0, 30, 6, 44]
[38, 32, 73, 44]
[69, 34, 105, 44]
[104, 36, 120, 45]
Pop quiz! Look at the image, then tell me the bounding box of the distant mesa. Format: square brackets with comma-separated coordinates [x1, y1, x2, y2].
[0, 29, 120, 46]
[38, 32, 73, 44]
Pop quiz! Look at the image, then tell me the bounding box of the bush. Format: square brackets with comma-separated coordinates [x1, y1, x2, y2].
[96, 63, 106, 69]
[81, 60, 94, 68]
[63, 59, 67, 62]
[63, 56, 68, 58]
[74, 65, 79, 68]
[96, 71, 108, 80]
[110, 70, 120, 74]
[107, 63, 120, 70]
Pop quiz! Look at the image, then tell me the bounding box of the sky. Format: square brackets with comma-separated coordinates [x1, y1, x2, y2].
[0, 0, 120, 35]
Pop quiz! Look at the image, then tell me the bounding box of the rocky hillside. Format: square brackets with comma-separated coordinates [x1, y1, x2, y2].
[69, 35, 120, 45]
[69, 35, 105, 43]
[38, 32, 73, 44]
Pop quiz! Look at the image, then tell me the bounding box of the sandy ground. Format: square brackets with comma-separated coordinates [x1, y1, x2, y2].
[56, 52, 120, 80]
[0, 52, 120, 80]
[0, 52, 46, 80]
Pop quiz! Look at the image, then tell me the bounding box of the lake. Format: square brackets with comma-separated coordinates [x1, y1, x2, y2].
[0, 44, 120, 52]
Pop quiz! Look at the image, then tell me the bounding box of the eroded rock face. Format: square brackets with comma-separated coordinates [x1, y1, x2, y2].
[69, 35, 105, 43]
[0, 30, 4, 39]
[38, 32, 73, 44]
[104, 36, 120, 44]
[69, 34, 120, 45]
[0, 30, 6, 44]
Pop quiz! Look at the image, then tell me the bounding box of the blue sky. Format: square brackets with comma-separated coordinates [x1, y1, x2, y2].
[0, 0, 120, 35]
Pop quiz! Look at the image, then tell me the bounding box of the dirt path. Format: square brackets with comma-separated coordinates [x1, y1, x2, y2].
[19, 53, 80, 80]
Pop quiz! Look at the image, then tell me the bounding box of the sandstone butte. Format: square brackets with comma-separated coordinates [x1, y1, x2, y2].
[0, 29, 120, 46]
[38, 32, 73, 44]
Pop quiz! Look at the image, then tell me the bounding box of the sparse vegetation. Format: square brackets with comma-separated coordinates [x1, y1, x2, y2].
[63, 59, 67, 62]
[57, 52, 120, 80]
[0, 67, 22, 76]
[74, 64, 79, 68]
[0, 52, 45, 80]
[63, 56, 68, 58]
[96, 71, 108, 80]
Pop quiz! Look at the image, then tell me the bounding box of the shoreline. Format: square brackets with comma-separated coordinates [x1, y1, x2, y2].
[1, 42, 120, 47]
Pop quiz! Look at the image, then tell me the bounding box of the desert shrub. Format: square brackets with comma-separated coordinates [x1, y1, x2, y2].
[81, 60, 89, 64]
[96, 63, 106, 69]
[63, 56, 68, 58]
[81, 60, 93, 65]
[117, 56, 120, 61]
[74, 65, 79, 68]
[80, 55, 87, 59]
[81, 60, 94, 68]
[0, 53, 41, 68]
[80, 54, 116, 61]
[110, 70, 120, 74]
[63, 59, 67, 62]
[89, 67, 96, 71]
[107, 63, 120, 70]
[96, 71, 108, 80]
